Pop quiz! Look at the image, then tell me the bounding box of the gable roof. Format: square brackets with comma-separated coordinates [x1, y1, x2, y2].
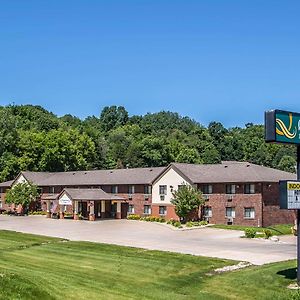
[19, 166, 165, 186]
[60, 188, 124, 201]
[171, 161, 296, 183]
[0, 180, 14, 187]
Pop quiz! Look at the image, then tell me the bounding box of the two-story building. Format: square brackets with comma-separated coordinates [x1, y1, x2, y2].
[0, 161, 296, 226]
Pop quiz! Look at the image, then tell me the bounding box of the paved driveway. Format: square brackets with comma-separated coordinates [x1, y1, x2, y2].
[0, 215, 296, 265]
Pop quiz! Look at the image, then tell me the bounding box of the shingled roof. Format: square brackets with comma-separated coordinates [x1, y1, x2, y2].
[61, 188, 124, 201]
[170, 161, 296, 183]
[0, 180, 14, 187]
[20, 166, 166, 186]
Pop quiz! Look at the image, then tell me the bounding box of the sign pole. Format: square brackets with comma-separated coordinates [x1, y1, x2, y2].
[297, 146, 300, 285]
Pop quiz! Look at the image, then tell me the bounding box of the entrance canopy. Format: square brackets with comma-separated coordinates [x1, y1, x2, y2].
[57, 188, 124, 202]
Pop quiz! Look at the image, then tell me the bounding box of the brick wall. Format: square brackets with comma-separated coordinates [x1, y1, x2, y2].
[262, 182, 295, 227]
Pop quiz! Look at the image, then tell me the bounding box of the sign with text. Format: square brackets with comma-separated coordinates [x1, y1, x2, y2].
[280, 181, 300, 209]
[265, 110, 300, 145]
[58, 194, 72, 206]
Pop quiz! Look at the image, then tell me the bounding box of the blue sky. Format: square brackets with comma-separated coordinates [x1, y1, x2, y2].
[0, 0, 299, 127]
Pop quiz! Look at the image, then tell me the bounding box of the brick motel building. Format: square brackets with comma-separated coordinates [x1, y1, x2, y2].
[0, 161, 296, 227]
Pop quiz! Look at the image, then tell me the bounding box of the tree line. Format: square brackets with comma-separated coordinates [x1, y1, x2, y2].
[0, 104, 296, 182]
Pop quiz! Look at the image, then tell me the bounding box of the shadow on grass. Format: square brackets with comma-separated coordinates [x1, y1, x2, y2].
[277, 268, 297, 280]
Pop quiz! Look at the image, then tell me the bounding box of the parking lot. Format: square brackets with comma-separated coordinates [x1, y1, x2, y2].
[0, 215, 296, 265]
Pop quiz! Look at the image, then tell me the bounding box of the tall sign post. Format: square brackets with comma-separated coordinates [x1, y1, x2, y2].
[265, 109, 300, 285]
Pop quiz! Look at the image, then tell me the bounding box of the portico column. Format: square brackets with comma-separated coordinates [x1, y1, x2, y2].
[74, 200, 79, 220]
[116, 202, 121, 219]
[46, 201, 51, 218]
[101, 200, 106, 219]
[59, 205, 64, 219]
[89, 201, 95, 221]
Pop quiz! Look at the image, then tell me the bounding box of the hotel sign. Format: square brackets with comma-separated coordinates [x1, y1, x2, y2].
[59, 194, 72, 206]
[265, 110, 300, 145]
[279, 181, 300, 209]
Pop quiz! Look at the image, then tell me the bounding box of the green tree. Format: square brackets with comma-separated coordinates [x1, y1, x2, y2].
[278, 155, 296, 173]
[100, 106, 129, 132]
[5, 182, 39, 213]
[171, 184, 204, 222]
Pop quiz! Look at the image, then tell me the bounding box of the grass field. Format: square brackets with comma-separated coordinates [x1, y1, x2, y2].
[0, 230, 298, 299]
[211, 224, 293, 236]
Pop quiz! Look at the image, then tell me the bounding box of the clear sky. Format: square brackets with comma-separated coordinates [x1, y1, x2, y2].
[0, 0, 299, 127]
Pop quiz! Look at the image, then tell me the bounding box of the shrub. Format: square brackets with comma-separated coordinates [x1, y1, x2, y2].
[158, 218, 166, 223]
[186, 221, 193, 227]
[199, 220, 208, 226]
[127, 214, 140, 220]
[173, 221, 182, 228]
[244, 228, 256, 238]
[263, 229, 273, 239]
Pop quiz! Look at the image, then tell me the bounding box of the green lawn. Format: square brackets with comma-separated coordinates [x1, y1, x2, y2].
[0, 230, 298, 299]
[211, 224, 293, 235]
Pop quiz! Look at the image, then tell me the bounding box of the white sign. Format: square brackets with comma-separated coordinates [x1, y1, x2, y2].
[287, 182, 300, 209]
[59, 194, 72, 206]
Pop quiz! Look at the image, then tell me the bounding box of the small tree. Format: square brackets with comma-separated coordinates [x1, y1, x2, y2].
[5, 182, 39, 214]
[171, 184, 204, 223]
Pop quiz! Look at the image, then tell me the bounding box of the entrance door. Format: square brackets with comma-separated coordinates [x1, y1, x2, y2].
[111, 203, 117, 218]
[121, 203, 129, 219]
[78, 202, 88, 219]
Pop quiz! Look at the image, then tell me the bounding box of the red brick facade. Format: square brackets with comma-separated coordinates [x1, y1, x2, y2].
[0, 180, 295, 227]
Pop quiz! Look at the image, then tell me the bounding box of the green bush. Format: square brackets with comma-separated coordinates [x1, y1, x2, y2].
[199, 220, 208, 226]
[173, 221, 182, 228]
[244, 228, 256, 238]
[127, 214, 141, 220]
[158, 218, 166, 223]
[186, 221, 193, 227]
[263, 229, 273, 239]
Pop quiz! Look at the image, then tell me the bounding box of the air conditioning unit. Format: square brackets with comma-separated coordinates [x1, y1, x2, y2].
[144, 194, 150, 200]
[203, 194, 209, 201]
[128, 194, 133, 200]
[160, 195, 165, 201]
[227, 195, 233, 202]
[227, 217, 233, 225]
[204, 216, 210, 222]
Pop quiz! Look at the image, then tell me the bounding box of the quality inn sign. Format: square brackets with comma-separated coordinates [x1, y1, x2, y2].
[265, 110, 300, 144]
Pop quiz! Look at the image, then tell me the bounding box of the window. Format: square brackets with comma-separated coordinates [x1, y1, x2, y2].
[144, 205, 151, 215]
[111, 186, 118, 194]
[226, 184, 236, 194]
[225, 207, 235, 218]
[0, 201, 2, 209]
[204, 206, 212, 217]
[159, 185, 167, 195]
[202, 184, 212, 194]
[128, 185, 135, 194]
[50, 186, 55, 194]
[244, 184, 255, 194]
[0, 187, 3, 194]
[128, 205, 134, 214]
[244, 207, 255, 219]
[159, 206, 167, 215]
[144, 185, 152, 194]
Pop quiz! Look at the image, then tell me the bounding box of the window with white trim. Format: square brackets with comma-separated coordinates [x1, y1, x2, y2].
[159, 185, 167, 195]
[226, 184, 236, 194]
[128, 185, 135, 194]
[159, 206, 167, 215]
[204, 206, 212, 217]
[244, 207, 255, 219]
[50, 186, 55, 194]
[225, 207, 235, 218]
[144, 185, 152, 194]
[128, 205, 134, 214]
[111, 186, 118, 194]
[144, 205, 151, 215]
[244, 184, 255, 194]
[202, 184, 213, 194]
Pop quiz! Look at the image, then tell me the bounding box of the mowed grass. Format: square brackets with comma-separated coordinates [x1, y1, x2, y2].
[211, 224, 293, 235]
[0, 230, 298, 300]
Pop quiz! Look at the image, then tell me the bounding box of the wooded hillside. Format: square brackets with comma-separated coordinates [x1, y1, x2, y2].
[0, 104, 296, 182]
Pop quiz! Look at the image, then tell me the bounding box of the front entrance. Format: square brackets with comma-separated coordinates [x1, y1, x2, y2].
[78, 201, 88, 219]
